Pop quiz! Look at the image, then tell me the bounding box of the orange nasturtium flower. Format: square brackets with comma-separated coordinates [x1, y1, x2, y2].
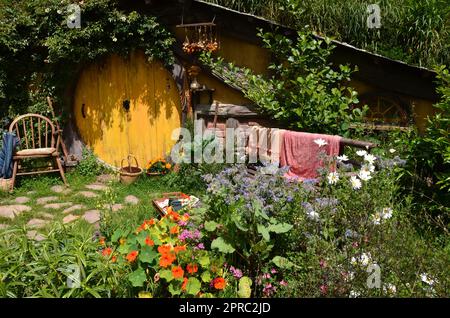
[119, 238, 126, 245]
[158, 244, 172, 255]
[159, 253, 176, 268]
[102, 247, 112, 257]
[165, 163, 172, 169]
[145, 236, 155, 247]
[174, 245, 186, 253]
[186, 263, 198, 274]
[111, 255, 117, 263]
[213, 277, 226, 290]
[182, 277, 188, 291]
[99, 237, 106, 246]
[126, 251, 139, 263]
[170, 225, 179, 235]
[172, 266, 184, 279]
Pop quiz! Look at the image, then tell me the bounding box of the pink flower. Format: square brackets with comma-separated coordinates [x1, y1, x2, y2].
[320, 284, 328, 295]
[280, 280, 288, 287]
[319, 259, 327, 268]
[270, 268, 277, 274]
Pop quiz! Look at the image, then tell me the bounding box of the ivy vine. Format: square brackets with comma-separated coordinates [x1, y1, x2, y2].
[0, 0, 175, 123]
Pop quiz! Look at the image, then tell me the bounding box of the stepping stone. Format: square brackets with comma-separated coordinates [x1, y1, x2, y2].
[40, 213, 55, 219]
[27, 218, 49, 229]
[96, 174, 118, 184]
[62, 204, 86, 214]
[50, 185, 71, 194]
[86, 184, 108, 191]
[0, 205, 32, 219]
[44, 202, 73, 210]
[104, 203, 124, 212]
[0, 224, 9, 230]
[14, 197, 30, 204]
[27, 230, 46, 242]
[36, 196, 59, 205]
[83, 210, 101, 224]
[63, 214, 80, 224]
[124, 195, 139, 205]
[78, 191, 98, 198]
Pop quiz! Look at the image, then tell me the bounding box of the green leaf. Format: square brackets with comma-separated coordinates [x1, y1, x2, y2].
[168, 281, 182, 296]
[160, 269, 173, 282]
[204, 221, 219, 232]
[272, 256, 295, 269]
[111, 229, 123, 242]
[140, 246, 158, 264]
[238, 276, 252, 298]
[267, 223, 293, 234]
[201, 271, 211, 283]
[128, 268, 147, 287]
[199, 255, 210, 268]
[186, 277, 201, 296]
[257, 224, 270, 241]
[136, 231, 148, 246]
[211, 237, 235, 254]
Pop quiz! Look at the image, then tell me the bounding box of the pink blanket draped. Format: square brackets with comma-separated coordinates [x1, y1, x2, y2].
[280, 131, 341, 180]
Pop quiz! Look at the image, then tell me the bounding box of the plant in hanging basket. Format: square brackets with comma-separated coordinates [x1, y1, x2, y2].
[146, 157, 172, 175]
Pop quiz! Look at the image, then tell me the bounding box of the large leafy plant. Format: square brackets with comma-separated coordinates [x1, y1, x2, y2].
[201, 30, 365, 136]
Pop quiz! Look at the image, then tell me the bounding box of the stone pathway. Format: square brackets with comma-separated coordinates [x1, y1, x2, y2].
[27, 218, 49, 229]
[125, 195, 140, 205]
[0, 205, 32, 219]
[78, 191, 98, 198]
[36, 196, 58, 205]
[1, 174, 145, 239]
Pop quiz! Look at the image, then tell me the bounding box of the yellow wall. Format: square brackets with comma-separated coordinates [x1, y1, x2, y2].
[73, 50, 181, 168]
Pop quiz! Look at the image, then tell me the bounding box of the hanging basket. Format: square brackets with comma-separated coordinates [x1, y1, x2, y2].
[119, 155, 143, 185]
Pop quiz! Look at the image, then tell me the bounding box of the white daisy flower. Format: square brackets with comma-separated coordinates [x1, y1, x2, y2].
[383, 283, 397, 294]
[314, 138, 328, 147]
[364, 153, 377, 164]
[356, 150, 367, 157]
[372, 212, 382, 225]
[112, 37, 118, 42]
[120, 16, 127, 22]
[360, 253, 371, 266]
[327, 172, 339, 185]
[306, 210, 320, 221]
[420, 273, 435, 285]
[349, 290, 360, 298]
[337, 154, 349, 162]
[381, 208, 393, 219]
[350, 176, 362, 190]
[361, 164, 375, 173]
[358, 170, 372, 181]
[389, 148, 396, 154]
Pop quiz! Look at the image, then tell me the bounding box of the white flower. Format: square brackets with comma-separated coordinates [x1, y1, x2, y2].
[337, 154, 349, 162]
[364, 153, 377, 165]
[383, 283, 397, 294]
[358, 170, 372, 181]
[314, 138, 328, 147]
[360, 253, 371, 266]
[372, 212, 382, 225]
[389, 148, 396, 154]
[112, 37, 118, 42]
[350, 176, 362, 190]
[349, 290, 360, 298]
[361, 164, 375, 173]
[306, 210, 320, 221]
[45, 8, 50, 13]
[120, 16, 127, 22]
[420, 273, 435, 285]
[381, 208, 393, 219]
[356, 150, 367, 157]
[327, 172, 339, 185]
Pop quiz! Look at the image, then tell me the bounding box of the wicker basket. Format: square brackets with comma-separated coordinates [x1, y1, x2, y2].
[119, 155, 143, 185]
[0, 178, 12, 192]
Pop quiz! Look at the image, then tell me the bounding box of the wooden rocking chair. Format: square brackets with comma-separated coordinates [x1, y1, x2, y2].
[9, 114, 68, 191]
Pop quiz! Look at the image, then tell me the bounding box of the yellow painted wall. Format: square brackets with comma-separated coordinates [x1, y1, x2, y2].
[73, 50, 181, 168]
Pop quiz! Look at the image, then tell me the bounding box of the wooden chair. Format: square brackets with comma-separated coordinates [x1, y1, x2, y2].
[8, 114, 68, 190]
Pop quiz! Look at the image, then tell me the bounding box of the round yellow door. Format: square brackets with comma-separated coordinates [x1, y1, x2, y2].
[73, 50, 182, 168]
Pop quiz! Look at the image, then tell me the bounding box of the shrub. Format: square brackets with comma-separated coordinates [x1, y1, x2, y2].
[75, 148, 107, 177]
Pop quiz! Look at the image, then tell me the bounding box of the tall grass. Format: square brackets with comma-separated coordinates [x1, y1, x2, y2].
[204, 0, 450, 68]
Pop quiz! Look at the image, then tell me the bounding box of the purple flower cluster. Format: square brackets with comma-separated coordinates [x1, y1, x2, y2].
[229, 266, 243, 279]
[178, 229, 202, 241]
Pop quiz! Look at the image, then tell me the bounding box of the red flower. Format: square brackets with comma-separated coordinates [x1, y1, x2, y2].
[182, 277, 188, 291]
[172, 266, 184, 279]
[111, 255, 117, 263]
[145, 236, 154, 247]
[126, 250, 139, 262]
[213, 277, 226, 290]
[101, 247, 112, 257]
[186, 263, 198, 274]
[99, 237, 105, 246]
[159, 253, 176, 268]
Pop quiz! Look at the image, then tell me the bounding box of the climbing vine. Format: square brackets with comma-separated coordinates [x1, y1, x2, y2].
[0, 0, 175, 123]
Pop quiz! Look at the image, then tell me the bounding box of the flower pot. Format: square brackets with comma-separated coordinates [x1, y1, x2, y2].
[0, 178, 12, 192]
